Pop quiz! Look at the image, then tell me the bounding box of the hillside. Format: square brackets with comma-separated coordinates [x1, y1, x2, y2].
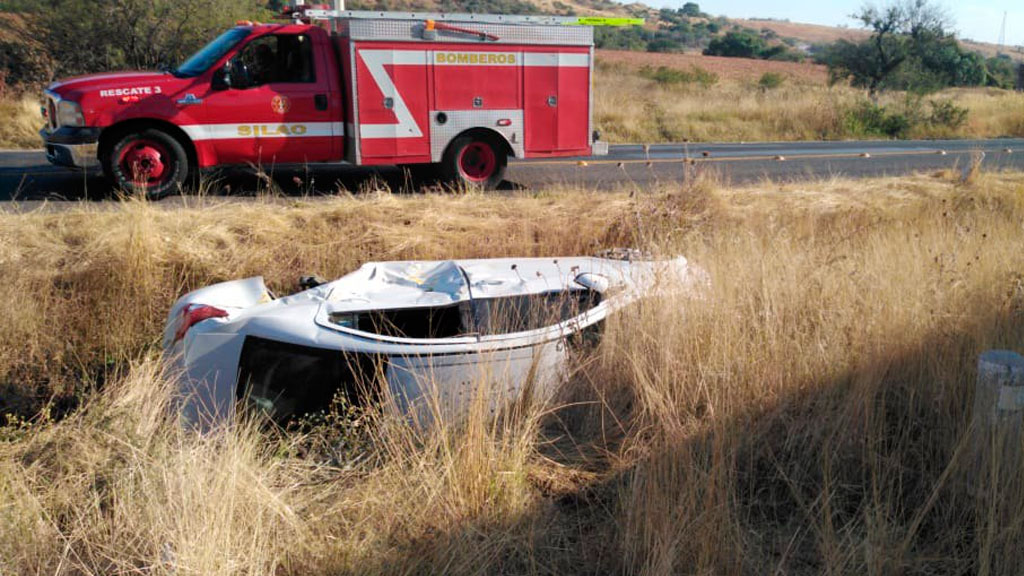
[738, 17, 1011, 58]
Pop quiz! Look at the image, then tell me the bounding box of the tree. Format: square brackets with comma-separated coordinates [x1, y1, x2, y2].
[27, 0, 270, 79]
[824, 0, 986, 96]
[680, 2, 701, 17]
[703, 30, 765, 58]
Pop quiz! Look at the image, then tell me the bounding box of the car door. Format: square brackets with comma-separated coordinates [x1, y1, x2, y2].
[202, 31, 337, 166]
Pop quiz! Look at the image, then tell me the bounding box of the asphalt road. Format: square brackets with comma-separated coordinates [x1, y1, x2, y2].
[2, 138, 1022, 208]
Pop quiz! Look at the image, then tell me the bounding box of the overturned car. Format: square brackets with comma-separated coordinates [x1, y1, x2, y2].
[162, 253, 705, 426]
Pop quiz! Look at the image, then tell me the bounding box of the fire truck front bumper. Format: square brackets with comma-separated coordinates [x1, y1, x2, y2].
[41, 127, 102, 170]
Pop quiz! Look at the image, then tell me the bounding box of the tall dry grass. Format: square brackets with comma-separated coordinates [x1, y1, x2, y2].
[0, 94, 43, 148]
[593, 61, 1024, 143]
[1, 171, 1023, 574]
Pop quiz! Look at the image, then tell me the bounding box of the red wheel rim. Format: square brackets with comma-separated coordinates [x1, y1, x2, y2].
[118, 139, 171, 188]
[457, 142, 496, 182]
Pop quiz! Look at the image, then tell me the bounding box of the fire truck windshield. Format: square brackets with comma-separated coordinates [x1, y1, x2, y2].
[175, 28, 251, 78]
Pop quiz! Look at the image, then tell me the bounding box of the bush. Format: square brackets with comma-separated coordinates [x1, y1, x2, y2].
[842, 97, 970, 139]
[0, 39, 53, 93]
[704, 30, 766, 58]
[640, 65, 718, 88]
[928, 99, 969, 130]
[689, 66, 719, 88]
[646, 38, 685, 53]
[757, 72, 784, 90]
[845, 101, 913, 138]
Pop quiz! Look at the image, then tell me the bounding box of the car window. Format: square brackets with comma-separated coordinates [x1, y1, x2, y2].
[328, 289, 602, 339]
[236, 34, 316, 86]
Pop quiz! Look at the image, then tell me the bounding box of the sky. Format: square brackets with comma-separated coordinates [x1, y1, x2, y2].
[638, 0, 1024, 48]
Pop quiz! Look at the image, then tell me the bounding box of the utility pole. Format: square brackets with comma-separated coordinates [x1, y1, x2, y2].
[998, 11, 1007, 52]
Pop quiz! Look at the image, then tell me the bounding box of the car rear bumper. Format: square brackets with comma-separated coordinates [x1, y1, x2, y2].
[41, 127, 102, 170]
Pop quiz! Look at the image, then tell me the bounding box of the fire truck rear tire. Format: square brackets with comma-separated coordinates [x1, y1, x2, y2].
[442, 135, 507, 190]
[105, 128, 190, 200]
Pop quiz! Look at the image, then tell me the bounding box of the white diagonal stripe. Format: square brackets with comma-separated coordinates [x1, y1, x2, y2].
[358, 50, 426, 140]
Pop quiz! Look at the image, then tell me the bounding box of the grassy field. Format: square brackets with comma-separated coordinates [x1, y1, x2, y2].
[594, 53, 1024, 143]
[2, 169, 1023, 574]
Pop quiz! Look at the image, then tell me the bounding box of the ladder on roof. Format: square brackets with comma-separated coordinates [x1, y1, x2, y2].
[307, 10, 581, 26]
[287, 0, 643, 27]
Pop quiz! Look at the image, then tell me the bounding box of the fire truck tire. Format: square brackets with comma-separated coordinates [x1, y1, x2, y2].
[105, 128, 190, 200]
[442, 135, 507, 189]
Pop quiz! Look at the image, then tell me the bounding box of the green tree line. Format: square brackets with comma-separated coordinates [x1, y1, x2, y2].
[0, 0, 269, 90]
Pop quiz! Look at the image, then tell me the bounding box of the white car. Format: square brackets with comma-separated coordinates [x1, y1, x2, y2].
[162, 252, 705, 426]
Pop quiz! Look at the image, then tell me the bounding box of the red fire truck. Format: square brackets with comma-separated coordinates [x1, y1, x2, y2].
[40, 6, 613, 197]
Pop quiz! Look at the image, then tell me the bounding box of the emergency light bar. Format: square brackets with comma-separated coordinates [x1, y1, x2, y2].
[569, 16, 645, 26]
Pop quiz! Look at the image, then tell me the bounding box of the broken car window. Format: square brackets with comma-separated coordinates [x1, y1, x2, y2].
[329, 289, 602, 339]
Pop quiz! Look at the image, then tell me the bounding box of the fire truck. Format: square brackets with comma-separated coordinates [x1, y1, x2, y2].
[40, 4, 621, 197]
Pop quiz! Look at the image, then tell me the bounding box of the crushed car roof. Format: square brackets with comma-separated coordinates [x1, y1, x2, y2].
[322, 256, 650, 313]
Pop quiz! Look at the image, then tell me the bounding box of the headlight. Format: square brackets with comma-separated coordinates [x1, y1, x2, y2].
[56, 100, 85, 127]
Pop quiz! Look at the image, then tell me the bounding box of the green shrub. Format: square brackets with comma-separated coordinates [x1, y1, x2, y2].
[845, 101, 913, 138]
[704, 30, 766, 58]
[689, 66, 719, 88]
[0, 39, 52, 92]
[757, 72, 784, 90]
[928, 99, 969, 130]
[640, 65, 718, 88]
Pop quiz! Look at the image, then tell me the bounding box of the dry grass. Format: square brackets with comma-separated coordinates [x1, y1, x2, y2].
[1, 171, 1024, 574]
[0, 94, 42, 149]
[593, 56, 1024, 143]
[597, 49, 829, 83]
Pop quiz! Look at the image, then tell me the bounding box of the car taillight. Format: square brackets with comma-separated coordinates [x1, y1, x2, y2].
[173, 304, 229, 344]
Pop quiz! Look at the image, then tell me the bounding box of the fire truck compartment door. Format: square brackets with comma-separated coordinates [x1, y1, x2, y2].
[355, 48, 430, 161]
[524, 52, 590, 154]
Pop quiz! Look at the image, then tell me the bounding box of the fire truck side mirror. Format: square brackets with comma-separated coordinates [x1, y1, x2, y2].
[213, 60, 252, 91]
[212, 62, 232, 91]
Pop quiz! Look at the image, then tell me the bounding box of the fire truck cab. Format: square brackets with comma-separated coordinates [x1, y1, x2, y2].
[40, 7, 607, 197]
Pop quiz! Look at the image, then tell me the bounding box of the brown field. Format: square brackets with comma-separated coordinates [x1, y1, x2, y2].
[597, 48, 829, 83]
[2, 170, 1024, 574]
[735, 18, 870, 45]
